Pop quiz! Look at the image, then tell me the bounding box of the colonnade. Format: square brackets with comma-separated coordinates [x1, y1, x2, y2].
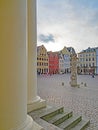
[0, 0, 46, 130]
[27, 0, 46, 113]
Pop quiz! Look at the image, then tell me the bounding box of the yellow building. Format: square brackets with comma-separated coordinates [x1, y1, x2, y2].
[37, 45, 49, 74]
[78, 47, 96, 74]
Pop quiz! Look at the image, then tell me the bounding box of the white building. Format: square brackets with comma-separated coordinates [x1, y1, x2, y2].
[59, 52, 65, 74]
[78, 47, 98, 75]
[59, 47, 71, 74]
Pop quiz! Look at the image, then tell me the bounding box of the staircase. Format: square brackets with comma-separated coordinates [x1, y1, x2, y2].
[40, 106, 90, 130]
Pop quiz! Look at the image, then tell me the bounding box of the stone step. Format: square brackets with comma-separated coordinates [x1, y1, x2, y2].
[29, 104, 90, 130]
[58, 115, 82, 130]
[94, 128, 98, 130]
[71, 119, 90, 130]
[41, 106, 64, 121]
[48, 111, 73, 125]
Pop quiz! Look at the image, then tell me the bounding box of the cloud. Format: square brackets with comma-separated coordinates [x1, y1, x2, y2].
[38, 34, 55, 43]
[37, 0, 98, 53]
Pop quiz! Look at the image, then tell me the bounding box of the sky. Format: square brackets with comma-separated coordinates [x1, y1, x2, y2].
[37, 0, 98, 53]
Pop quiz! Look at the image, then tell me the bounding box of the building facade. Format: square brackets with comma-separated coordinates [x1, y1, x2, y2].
[61, 47, 71, 73]
[96, 48, 98, 74]
[59, 47, 71, 74]
[78, 47, 98, 75]
[67, 47, 76, 73]
[59, 52, 65, 74]
[48, 51, 59, 74]
[37, 45, 49, 74]
[36, 46, 76, 75]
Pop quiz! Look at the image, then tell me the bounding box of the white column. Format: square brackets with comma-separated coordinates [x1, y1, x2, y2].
[0, 1, 34, 130]
[27, 0, 46, 112]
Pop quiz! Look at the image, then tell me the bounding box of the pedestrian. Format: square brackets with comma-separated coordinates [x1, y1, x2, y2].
[92, 73, 94, 78]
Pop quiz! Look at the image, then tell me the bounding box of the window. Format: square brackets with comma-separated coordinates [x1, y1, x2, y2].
[92, 58, 94, 61]
[89, 63, 91, 67]
[93, 63, 95, 66]
[80, 54, 82, 57]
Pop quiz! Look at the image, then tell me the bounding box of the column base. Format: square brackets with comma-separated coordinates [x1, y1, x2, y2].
[12, 115, 33, 130]
[27, 96, 46, 113]
[12, 115, 44, 130]
[33, 121, 44, 130]
[70, 82, 80, 87]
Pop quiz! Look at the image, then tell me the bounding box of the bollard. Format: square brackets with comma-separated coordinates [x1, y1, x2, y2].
[84, 83, 87, 87]
[62, 82, 64, 86]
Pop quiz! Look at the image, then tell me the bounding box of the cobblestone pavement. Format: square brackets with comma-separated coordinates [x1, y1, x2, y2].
[37, 74, 98, 130]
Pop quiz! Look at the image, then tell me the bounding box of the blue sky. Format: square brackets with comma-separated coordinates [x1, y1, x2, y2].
[37, 0, 98, 53]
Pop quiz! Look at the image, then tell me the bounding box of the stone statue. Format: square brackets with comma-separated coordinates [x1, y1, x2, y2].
[70, 54, 77, 87]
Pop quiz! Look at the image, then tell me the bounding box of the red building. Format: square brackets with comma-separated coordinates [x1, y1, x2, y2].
[48, 51, 59, 74]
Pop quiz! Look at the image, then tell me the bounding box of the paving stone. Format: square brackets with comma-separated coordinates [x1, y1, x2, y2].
[37, 74, 98, 129]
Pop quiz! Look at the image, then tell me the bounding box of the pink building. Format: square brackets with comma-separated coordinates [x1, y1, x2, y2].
[48, 51, 59, 74]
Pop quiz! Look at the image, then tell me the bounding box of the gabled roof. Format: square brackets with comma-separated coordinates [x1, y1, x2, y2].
[61, 46, 70, 55]
[79, 47, 98, 54]
[67, 47, 76, 54]
[37, 45, 47, 52]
